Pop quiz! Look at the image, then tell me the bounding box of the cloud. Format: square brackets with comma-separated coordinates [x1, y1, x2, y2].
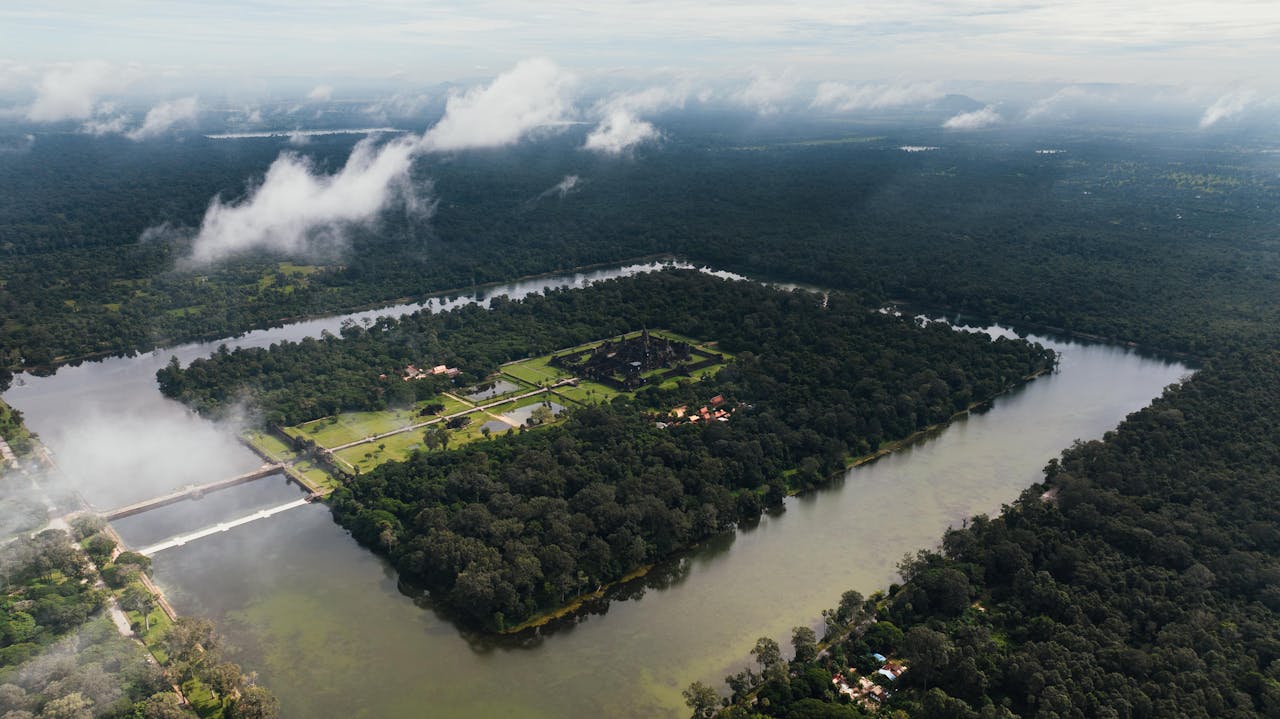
[548, 174, 580, 197]
[0, 133, 35, 154]
[583, 109, 659, 154]
[731, 73, 792, 114]
[178, 59, 576, 264]
[80, 114, 130, 136]
[26, 60, 139, 122]
[811, 81, 943, 112]
[943, 104, 1001, 129]
[1024, 86, 1092, 121]
[418, 57, 574, 151]
[126, 96, 198, 139]
[0, 60, 34, 92]
[186, 134, 419, 264]
[580, 83, 688, 155]
[362, 92, 432, 121]
[534, 174, 582, 202]
[601, 84, 691, 115]
[1199, 90, 1256, 128]
[307, 84, 333, 102]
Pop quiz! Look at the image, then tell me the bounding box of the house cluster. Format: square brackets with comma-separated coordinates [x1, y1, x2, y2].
[403, 364, 460, 380]
[667, 395, 734, 425]
[831, 654, 906, 709]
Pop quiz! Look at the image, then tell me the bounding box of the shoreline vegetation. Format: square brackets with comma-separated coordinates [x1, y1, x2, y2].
[698, 351, 1280, 718]
[9, 253, 682, 378]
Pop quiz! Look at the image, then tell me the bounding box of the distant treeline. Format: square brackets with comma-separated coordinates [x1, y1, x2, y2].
[158, 271, 1055, 630]
[3, 126, 1278, 371]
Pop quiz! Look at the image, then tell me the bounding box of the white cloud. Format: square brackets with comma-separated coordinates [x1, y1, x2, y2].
[186, 134, 419, 264]
[308, 84, 333, 102]
[600, 83, 691, 115]
[584, 109, 659, 154]
[127, 96, 198, 139]
[1024, 86, 1092, 120]
[179, 59, 581, 264]
[580, 84, 687, 155]
[0, 60, 34, 92]
[538, 174, 581, 200]
[26, 60, 140, 122]
[731, 73, 792, 114]
[1199, 89, 1256, 128]
[80, 114, 130, 136]
[0, 133, 35, 154]
[418, 57, 574, 151]
[811, 81, 943, 111]
[943, 104, 1001, 129]
[362, 92, 432, 121]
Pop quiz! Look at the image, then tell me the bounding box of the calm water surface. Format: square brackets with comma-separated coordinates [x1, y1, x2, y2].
[3, 267, 1189, 718]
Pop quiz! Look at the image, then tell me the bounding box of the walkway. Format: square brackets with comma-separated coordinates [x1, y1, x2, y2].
[328, 378, 577, 451]
[0, 435, 17, 469]
[137, 497, 314, 555]
[101, 462, 285, 520]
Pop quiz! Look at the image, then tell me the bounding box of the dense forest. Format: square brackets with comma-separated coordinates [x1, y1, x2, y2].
[1, 520, 280, 719]
[701, 350, 1280, 718]
[157, 270, 1055, 629]
[2, 122, 1277, 370]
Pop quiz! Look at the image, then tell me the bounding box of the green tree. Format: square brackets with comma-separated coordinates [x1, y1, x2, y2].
[202, 661, 244, 704]
[37, 692, 93, 719]
[530, 404, 554, 425]
[140, 692, 187, 719]
[682, 681, 719, 719]
[792, 626, 818, 664]
[228, 685, 280, 719]
[902, 626, 952, 691]
[121, 583, 156, 632]
[751, 636, 782, 670]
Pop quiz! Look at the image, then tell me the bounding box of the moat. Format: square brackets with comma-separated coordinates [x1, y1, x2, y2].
[3, 263, 1189, 718]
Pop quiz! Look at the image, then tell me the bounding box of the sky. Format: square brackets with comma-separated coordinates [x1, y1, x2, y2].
[1, 1, 1277, 92]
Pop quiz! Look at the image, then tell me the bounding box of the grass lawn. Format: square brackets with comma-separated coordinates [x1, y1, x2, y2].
[183, 678, 228, 719]
[500, 355, 572, 386]
[550, 380, 620, 405]
[288, 408, 419, 447]
[243, 430, 298, 462]
[334, 428, 428, 474]
[125, 605, 172, 662]
[287, 461, 341, 493]
[286, 395, 469, 450]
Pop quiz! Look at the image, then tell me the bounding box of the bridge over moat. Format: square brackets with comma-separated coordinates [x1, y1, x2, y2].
[101, 462, 288, 520]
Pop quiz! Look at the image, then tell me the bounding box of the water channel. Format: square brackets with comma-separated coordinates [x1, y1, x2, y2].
[3, 262, 1190, 718]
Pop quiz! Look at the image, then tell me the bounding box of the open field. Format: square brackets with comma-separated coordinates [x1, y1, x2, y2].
[550, 379, 620, 404]
[243, 429, 298, 462]
[499, 355, 571, 386]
